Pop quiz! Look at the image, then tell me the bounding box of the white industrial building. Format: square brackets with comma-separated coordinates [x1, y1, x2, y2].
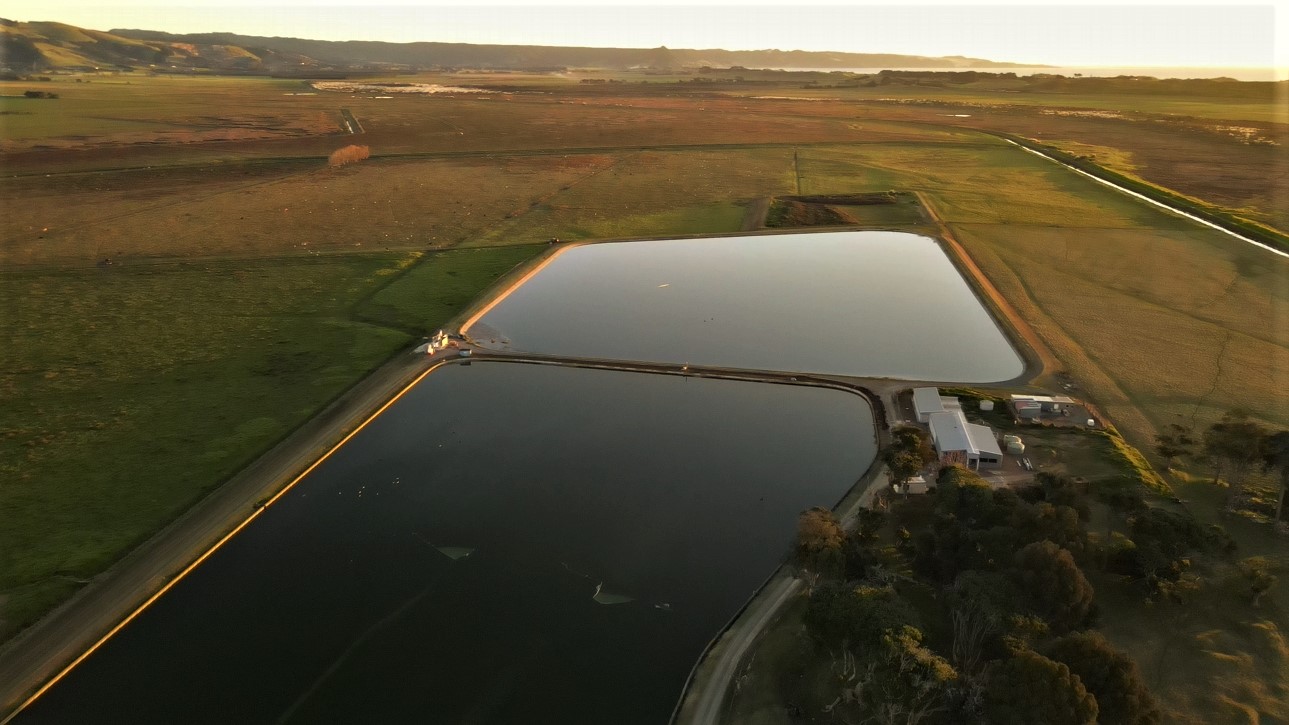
[1010, 393, 1076, 419]
[926, 409, 1004, 472]
[912, 386, 963, 423]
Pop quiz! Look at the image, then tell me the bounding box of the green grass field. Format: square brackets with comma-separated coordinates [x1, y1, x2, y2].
[0, 246, 542, 637]
[0, 75, 336, 142]
[2, 155, 608, 266]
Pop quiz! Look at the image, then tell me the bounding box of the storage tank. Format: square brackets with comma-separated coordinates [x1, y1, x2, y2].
[1007, 440, 1026, 455]
[980, 400, 995, 411]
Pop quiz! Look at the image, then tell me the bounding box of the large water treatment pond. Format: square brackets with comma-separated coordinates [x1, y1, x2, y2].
[466, 231, 1024, 382]
[19, 362, 875, 724]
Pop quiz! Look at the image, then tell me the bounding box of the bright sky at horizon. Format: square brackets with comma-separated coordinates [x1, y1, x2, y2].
[14, 1, 1287, 70]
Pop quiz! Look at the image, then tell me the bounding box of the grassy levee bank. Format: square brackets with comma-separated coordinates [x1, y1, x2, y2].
[0, 247, 542, 643]
[995, 132, 1289, 254]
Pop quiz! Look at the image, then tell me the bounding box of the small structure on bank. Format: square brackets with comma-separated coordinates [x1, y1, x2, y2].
[428, 329, 467, 354]
[1010, 393, 1076, 420]
[894, 475, 930, 495]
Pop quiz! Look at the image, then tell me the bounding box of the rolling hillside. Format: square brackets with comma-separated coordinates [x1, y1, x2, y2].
[0, 18, 1032, 74]
[0, 20, 322, 73]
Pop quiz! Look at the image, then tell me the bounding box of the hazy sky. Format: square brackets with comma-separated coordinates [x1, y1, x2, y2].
[19, 1, 1286, 69]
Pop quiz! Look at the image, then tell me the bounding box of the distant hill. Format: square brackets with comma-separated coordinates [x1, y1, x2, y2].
[0, 19, 1036, 74]
[0, 20, 319, 73]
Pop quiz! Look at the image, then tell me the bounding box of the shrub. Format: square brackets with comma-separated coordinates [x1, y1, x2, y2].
[1046, 632, 1160, 725]
[1012, 541, 1096, 633]
[328, 144, 371, 167]
[983, 649, 1099, 725]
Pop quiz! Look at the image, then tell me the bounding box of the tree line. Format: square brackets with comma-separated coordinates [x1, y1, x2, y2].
[790, 460, 1270, 724]
[1155, 409, 1288, 523]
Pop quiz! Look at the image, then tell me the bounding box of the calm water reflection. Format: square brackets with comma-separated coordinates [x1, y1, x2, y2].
[19, 362, 874, 725]
[468, 231, 1024, 382]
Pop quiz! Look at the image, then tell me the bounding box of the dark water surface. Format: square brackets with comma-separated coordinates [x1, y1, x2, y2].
[467, 231, 1025, 383]
[19, 362, 874, 724]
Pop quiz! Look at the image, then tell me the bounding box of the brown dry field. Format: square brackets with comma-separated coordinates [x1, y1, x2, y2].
[3, 154, 618, 266]
[4, 76, 1285, 436]
[12, 75, 1280, 228]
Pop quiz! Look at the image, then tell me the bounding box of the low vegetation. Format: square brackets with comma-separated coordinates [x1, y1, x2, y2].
[765, 199, 858, 228]
[1155, 409, 1289, 525]
[764, 192, 926, 229]
[327, 143, 370, 167]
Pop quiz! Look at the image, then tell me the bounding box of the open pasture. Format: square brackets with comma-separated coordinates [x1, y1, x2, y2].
[688, 84, 1288, 231]
[0, 75, 344, 148]
[2, 154, 612, 266]
[1, 74, 979, 175]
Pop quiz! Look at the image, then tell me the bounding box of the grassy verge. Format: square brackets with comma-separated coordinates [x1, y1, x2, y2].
[355, 244, 547, 333]
[997, 132, 1289, 253]
[0, 246, 540, 639]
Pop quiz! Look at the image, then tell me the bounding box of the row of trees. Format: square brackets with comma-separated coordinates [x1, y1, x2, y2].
[1155, 409, 1288, 522]
[795, 468, 1173, 724]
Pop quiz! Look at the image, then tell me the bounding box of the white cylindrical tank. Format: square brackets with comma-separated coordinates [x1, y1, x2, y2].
[980, 400, 995, 411]
[1007, 440, 1026, 455]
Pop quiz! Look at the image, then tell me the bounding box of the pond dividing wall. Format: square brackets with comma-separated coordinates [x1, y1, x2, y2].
[17, 362, 875, 725]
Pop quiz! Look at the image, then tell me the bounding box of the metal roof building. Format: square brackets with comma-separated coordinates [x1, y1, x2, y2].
[913, 387, 962, 423]
[928, 410, 1004, 470]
